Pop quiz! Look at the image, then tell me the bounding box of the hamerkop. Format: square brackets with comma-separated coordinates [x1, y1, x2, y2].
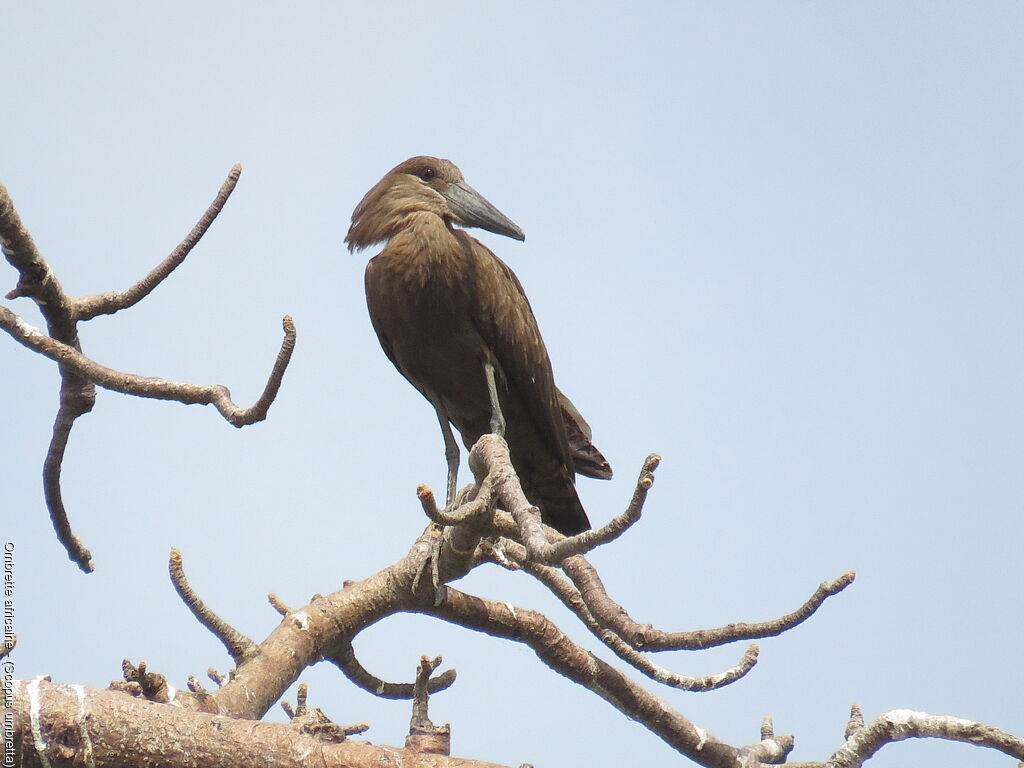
[346, 156, 611, 535]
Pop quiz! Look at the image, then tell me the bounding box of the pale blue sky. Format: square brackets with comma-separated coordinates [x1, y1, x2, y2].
[3, 3, 1022, 766]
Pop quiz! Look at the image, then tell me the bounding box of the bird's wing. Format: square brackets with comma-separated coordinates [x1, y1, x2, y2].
[460, 233, 574, 472]
[364, 257, 400, 368]
[364, 255, 434, 404]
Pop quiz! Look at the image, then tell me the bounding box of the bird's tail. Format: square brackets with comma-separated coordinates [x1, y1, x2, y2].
[556, 389, 613, 480]
[521, 463, 592, 536]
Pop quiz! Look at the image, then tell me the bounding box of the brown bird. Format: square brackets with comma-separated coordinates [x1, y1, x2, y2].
[346, 156, 611, 535]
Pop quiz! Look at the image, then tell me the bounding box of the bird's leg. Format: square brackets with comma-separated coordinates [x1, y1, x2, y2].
[483, 361, 506, 437]
[434, 405, 460, 507]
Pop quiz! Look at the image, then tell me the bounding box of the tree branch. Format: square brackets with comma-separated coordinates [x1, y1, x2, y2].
[73, 164, 242, 320]
[489, 538, 759, 692]
[9, 678, 513, 768]
[2, 182, 97, 571]
[169, 548, 257, 663]
[0, 307, 296, 427]
[467, 435, 659, 565]
[2, 168, 288, 570]
[325, 641, 457, 700]
[42, 398, 95, 571]
[424, 586, 761, 768]
[561, 553, 855, 651]
[828, 707, 1024, 767]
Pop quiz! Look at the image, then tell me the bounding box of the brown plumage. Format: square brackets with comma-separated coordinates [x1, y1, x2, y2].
[346, 156, 611, 535]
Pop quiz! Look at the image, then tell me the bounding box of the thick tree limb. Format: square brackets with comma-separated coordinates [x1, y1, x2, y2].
[8, 678, 512, 768]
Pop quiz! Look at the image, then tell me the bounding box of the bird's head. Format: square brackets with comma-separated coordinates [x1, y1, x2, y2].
[346, 156, 525, 252]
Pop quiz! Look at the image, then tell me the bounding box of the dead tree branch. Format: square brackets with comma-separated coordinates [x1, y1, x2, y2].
[561, 553, 855, 651]
[8, 176, 1015, 767]
[0, 308, 296, 427]
[406, 655, 451, 755]
[9, 678, 512, 768]
[486, 538, 759, 691]
[73, 165, 242, 320]
[169, 548, 257, 663]
[467, 435, 658, 565]
[325, 640, 457, 700]
[423, 586, 760, 768]
[1, 168, 294, 570]
[2, 182, 96, 571]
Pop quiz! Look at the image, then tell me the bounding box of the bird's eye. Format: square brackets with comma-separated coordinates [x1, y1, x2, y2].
[418, 166, 436, 181]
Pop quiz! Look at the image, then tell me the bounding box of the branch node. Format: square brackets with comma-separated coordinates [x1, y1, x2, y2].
[268, 592, 292, 616]
[406, 655, 451, 755]
[283, 682, 364, 742]
[846, 702, 865, 738]
[186, 676, 207, 693]
[120, 659, 169, 702]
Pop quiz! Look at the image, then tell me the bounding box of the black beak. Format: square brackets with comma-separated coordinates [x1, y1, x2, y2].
[441, 181, 525, 241]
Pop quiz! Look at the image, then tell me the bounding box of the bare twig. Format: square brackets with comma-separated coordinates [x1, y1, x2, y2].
[325, 641, 457, 700]
[41, 398, 95, 570]
[0, 308, 296, 427]
[494, 539, 759, 692]
[74, 165, 243, 320]
[742, 715, 795, 764]
[845, 702, 865, 739]
[417, 479, 494, 527]
[168, 548, 257, 663]
[535, 454, 660, 563]
[268, 592, 293, 616]
[562, 553, 855, 651]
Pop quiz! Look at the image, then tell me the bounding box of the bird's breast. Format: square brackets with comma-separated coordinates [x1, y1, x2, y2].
[365, 245, 493, 415]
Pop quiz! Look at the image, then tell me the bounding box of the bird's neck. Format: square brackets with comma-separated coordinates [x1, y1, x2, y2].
[390, 212, 462, 259]
[376, 212, 474, 290]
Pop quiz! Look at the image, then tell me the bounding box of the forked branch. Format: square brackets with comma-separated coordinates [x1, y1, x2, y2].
[0, 308, 296, 427]
[2, 167, 292, 570]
